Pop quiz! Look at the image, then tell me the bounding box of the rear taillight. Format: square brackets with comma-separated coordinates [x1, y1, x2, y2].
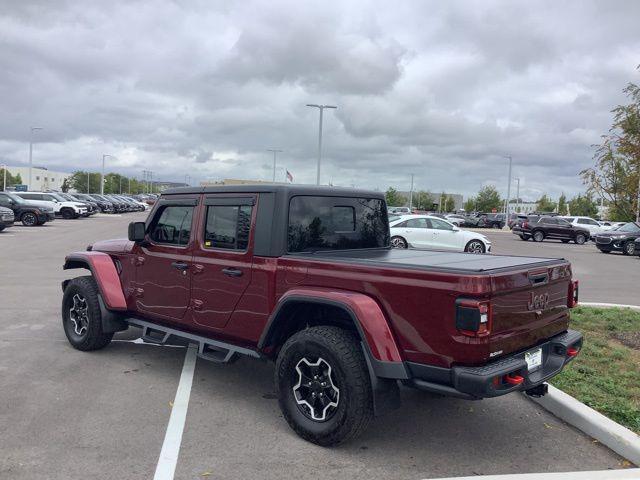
[456, 299, 491, 337]
[522, 221, 529, 228]
[568, 280, 579, 308]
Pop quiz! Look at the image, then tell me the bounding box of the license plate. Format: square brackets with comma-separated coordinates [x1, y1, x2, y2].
[525, 348, 543, 371]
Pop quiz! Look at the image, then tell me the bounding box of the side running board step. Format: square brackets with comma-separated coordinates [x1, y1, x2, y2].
[127, 318, 261, 364]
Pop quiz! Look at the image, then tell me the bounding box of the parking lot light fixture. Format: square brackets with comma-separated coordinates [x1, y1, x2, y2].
[28, 127, 43, 190]
[306, 104, 337, 185]
[101, 154, 113, 195]
[503, 155, 512, 216]
[267, 149, 283, 183]
[1, 164, 6, 191]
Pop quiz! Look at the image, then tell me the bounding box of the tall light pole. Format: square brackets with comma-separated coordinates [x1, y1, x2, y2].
[28, 126, 43, 190]
[267, 149, 283, 183]
[1, 164, 6, 191]
[101, 154, 113, 195]
[184, 174, 190, 186]
[87, 172, 90, 193]
[306, 104, 337, 185]
[409, 174, 414, 210]
[503, 155, 512, 216]
[514, 177, 520, 214]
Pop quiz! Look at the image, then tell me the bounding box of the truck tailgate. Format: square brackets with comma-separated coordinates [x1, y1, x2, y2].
[489, 263, 572, 358]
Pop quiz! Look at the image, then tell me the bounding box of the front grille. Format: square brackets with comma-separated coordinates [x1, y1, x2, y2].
[596, 237, 612, 244]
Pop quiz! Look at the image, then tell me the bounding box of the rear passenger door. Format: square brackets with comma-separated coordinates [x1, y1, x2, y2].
[190, 195, 255, 330]
[134, 197, 197, 323]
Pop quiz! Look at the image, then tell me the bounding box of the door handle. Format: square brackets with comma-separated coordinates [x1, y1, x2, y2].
[222, 267, 243, 277]
[171, 262, 189, 271]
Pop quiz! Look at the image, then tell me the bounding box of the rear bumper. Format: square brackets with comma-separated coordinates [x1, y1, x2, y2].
[404, 329, 583, 399]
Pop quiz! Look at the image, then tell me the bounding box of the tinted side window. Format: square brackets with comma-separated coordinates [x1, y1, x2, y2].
[406, 218, 429, 228]
[204, 205, 253, 250]
[288, 196, 389, 252]
[430, 218, 454, 230]
[149, 206, 194, 245]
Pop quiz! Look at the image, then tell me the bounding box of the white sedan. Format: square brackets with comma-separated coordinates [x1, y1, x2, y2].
[389, 215, 491, 253]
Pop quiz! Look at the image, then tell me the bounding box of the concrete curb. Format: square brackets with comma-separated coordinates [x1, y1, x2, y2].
[429, 468, 640, 479]
[527, 384, 640, 465]
[580, 302, 640, 311]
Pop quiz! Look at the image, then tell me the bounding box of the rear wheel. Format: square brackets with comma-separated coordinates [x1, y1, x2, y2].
[275, 326, 373, 446]
[464, 240, 486, 254]
[519, 235, 529, 241]
[21, 212, 38, 226]
[391, 236, 408, 249]
[575, 233, 587, 245]
[623, 241, 635, 256]
[532, 230, 545, 242]
[62, 276, 113, 351]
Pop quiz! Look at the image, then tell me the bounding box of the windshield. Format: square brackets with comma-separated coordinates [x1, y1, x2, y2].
[5, 192, 25, 204]
[288, 196, 389, 252]
[617, 222, 640, 233]
[49, 193, 67, 202]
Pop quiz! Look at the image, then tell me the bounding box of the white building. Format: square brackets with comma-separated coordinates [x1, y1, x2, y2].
[5, 166, 72, 191]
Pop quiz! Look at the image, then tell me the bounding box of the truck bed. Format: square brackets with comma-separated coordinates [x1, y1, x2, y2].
[291, 248, 567, 274]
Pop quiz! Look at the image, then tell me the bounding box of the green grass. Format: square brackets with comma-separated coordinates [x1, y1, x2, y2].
[551, 306, 640, 433]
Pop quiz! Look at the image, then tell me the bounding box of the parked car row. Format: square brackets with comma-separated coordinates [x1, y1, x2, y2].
[0, 190, 147, 227]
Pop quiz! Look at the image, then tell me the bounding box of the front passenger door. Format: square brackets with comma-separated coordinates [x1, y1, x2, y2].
[134, 198, 197, 323]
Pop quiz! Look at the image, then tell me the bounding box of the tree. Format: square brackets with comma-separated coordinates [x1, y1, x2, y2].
[445, 195, 456, 212]
[557, 193, 568, 215]
[0, 168, 23, 190]
[474, 185, 502, 212]
[61, 177, 71, 193]
[414, 191, 434, 210]
[385, 187, 407, 207]
[568, 194, 598, 217]
[581, 69, 640, 221]
[463, 198, 475, 213]
[536, 194, 556, 213]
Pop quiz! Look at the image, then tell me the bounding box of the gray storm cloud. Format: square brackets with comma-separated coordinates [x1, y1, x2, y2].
[0, 0, 639, 199]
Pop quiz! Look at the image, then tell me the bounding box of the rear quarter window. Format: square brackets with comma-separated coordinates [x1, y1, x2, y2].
[288, 196, 389, 252]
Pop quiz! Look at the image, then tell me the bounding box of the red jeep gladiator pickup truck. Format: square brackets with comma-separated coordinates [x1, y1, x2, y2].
[61, 185, 582, 445]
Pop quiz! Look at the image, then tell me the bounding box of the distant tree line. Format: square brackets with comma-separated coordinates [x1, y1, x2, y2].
[384, 187, 457, 212]
[0, 168, 22, 190]
[64, 171, 159, 194]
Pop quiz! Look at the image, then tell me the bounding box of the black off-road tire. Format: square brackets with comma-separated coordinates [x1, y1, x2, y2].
[62, 275, 113, 351]
[275, 326, 373, 446]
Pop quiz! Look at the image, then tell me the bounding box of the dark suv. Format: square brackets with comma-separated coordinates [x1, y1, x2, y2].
[0, 191, 56, 226]
[512, 215, 589, 244]
[594, 222, 640, 255]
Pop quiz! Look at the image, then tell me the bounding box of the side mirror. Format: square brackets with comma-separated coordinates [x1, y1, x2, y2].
[128, 221, 146, 242]
[452, 226, 460, 231]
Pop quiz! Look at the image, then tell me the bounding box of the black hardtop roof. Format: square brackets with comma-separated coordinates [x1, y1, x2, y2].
[162, 184, 384, 199]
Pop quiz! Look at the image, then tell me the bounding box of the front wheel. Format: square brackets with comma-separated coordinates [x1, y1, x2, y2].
[464, 240, 486, 254]
[390, 236, 408, 249]
[275, 326, 373, 446]
[21, 212, 38, 226]
[623, 241, 635, 256]
[62, 276, 113, 351]
[575, 233, 587, 245]
[61, 208, 75, 219]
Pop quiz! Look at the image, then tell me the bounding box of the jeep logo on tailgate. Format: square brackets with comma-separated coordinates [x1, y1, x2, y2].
[527, 291, 550, 311]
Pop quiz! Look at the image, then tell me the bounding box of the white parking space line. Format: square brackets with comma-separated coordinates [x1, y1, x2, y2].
[153, 343, 197, 480]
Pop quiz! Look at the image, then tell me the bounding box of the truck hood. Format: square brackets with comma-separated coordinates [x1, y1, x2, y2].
[91, 238, 134, 253]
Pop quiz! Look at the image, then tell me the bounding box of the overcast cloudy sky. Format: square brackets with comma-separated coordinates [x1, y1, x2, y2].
[1, 0, 639, 200]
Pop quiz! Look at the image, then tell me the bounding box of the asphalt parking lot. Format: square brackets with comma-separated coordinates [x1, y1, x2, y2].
[0, 216, 631, 479]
